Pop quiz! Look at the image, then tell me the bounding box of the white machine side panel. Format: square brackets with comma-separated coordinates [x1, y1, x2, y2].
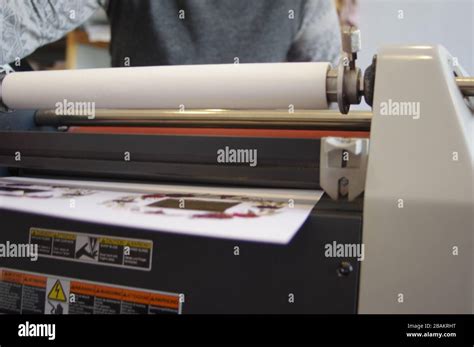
[359, 46, 473, 313]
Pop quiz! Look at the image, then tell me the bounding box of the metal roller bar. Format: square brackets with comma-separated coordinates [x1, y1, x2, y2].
[456, 77, 474, 96]
[35, 109, 372, 131]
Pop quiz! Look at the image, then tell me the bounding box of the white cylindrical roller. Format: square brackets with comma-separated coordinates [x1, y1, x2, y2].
[1, 63, 330, 110]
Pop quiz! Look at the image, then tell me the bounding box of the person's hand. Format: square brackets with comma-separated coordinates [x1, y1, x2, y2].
[336, 0, 359, 26]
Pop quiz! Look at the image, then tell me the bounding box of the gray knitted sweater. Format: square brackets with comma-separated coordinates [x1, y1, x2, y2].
[0, 0, 341, 67]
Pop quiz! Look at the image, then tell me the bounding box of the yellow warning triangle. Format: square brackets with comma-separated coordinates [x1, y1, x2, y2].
[48, 280, 67, 302]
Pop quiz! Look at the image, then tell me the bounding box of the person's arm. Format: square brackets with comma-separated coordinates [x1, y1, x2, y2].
[287, 0, 342, 66]
[0, 0, 104, 66]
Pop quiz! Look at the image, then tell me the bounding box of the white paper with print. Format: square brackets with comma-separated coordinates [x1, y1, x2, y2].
[0, 177, 323, 244]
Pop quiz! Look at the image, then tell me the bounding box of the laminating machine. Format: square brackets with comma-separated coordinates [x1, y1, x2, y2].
[0, 27, 472, 314]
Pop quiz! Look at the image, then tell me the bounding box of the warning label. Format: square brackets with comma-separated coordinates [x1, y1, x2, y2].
[45, 278, 69, 314]
[0, 268, 182, 314]
[48, 280, 67, 302]
[29, 227, 153, 271]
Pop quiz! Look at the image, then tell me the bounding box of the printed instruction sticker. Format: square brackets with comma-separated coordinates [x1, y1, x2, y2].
[29, 227, 153, 271]
[0, 268, 182, 314]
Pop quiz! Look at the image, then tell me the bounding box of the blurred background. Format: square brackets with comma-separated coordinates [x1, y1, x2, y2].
[27, 0, 473, 75]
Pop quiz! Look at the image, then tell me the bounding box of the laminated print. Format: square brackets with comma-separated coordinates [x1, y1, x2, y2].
[0, 177, 323, 244]
[102, 192, 287, 220]
[0, 182, 95, 199]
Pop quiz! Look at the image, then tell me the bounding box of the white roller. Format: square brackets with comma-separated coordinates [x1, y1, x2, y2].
[1, 62, 330, 110]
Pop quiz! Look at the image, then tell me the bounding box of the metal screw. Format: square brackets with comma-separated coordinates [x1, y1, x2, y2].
[337, 261, 353, 277]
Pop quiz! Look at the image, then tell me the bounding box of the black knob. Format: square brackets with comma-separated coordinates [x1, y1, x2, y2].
[337, 261, 353, 277]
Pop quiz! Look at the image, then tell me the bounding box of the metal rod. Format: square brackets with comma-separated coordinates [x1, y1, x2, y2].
[35, 109, 372, 131]
[456, 77, 474, 96]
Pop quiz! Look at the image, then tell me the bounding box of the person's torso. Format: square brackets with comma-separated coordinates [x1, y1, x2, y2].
[107, 0, 305, 66]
